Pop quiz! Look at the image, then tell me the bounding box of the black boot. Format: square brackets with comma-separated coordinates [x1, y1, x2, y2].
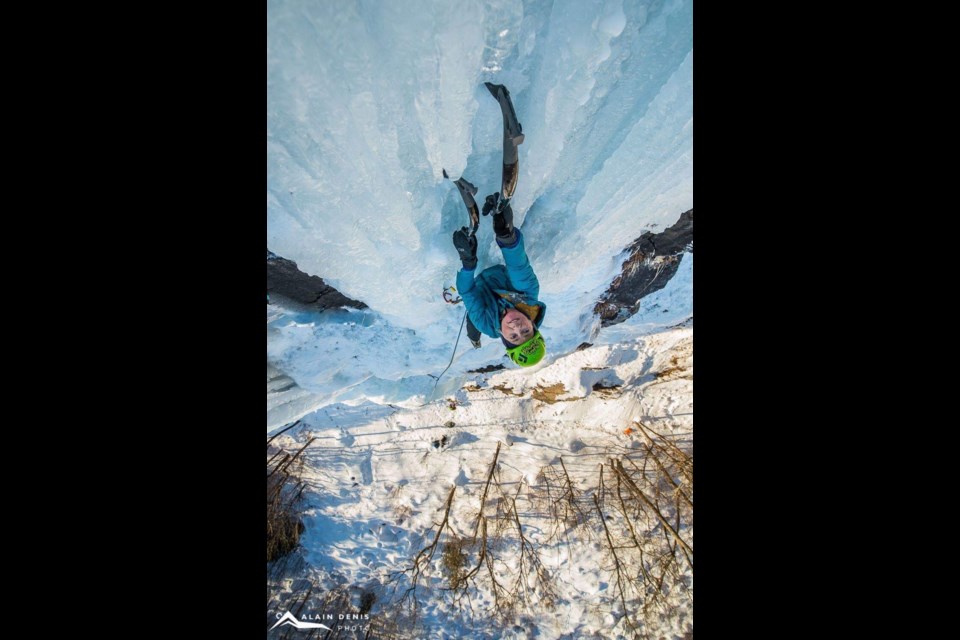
[466, 315, 482, 349]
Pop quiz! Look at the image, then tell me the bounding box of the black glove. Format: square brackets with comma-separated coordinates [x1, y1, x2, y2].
[482, 192, 516, 241]
[453, 227, 478, 270]
[482, 192, 500, 217]
[494, 202, 515, 244]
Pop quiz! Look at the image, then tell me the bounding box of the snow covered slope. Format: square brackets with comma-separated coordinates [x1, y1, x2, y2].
[268, 249, 691, 430]
[268, 322, 692, 639]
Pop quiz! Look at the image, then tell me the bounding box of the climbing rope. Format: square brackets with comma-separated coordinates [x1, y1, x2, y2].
[430, 308, 468, 392]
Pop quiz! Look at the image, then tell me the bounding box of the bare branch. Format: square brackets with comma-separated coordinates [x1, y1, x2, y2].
[398, 484, 458, 609]
[472, 442, 503, 539]
[593, 481, 631, 619]
[613, 460, 692, 568]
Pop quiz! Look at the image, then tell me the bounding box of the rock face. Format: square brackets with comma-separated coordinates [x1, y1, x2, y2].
[267, 250, 367, 311]
[594, 209, 692, 327]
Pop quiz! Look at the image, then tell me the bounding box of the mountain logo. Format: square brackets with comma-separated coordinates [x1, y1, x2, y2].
[269, 611, 333, 631]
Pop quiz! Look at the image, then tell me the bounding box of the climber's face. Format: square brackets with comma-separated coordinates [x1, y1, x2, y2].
[500, 308, 534, 345]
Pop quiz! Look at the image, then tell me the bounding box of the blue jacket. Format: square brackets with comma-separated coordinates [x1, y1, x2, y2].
[456, 229, 547, 340]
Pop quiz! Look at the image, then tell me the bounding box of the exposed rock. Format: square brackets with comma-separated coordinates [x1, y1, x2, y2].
[267, 249, 367, 311]
[467, 363, 506, 374]
[531, 383, 577, 403]
[492, 384, 524, 397]
[594, 209, 692, 327]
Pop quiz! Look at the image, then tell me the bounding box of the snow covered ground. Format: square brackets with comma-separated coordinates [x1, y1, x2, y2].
[268, 322, 692, 639]
[266, 247, 692, 637]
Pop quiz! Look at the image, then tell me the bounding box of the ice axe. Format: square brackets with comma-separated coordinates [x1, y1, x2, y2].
[443, 169, 479, 236]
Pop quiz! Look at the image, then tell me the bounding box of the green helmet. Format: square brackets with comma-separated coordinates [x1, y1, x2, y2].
[506, 331, 546, 367]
